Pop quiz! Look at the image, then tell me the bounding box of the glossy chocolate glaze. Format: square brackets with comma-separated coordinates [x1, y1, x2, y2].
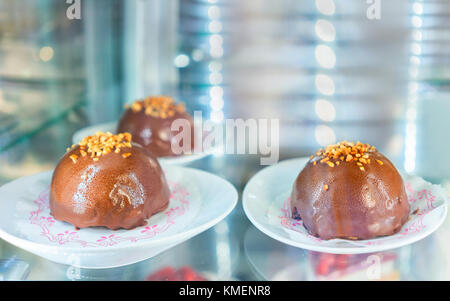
[50, 143, 170, 230]
[117, 109, 195, 158]
[290, 151, 410, 240]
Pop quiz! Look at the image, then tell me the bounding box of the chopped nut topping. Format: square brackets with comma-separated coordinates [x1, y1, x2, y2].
[67, 132, 134, 162]
[376, 160, 384, 165]
[309, 141, 377, 172]
[323, 184, 329, 191]
[69, 155, 78, 163]
[122, 153, 131, 158]
[320, 157, 329, 163]
[126, 96, 186, 119]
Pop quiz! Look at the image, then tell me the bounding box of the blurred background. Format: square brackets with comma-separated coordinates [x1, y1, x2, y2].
[0, 0, 450, 280]
[1, 0, 449, 185]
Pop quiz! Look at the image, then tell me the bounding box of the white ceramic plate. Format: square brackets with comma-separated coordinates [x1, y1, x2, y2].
[0, 166, 238, 268]
[243, 157, 449, 254]
[72, 122, 216, 165]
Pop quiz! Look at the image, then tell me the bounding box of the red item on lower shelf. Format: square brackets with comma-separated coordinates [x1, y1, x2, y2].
[145, 266, 207, 281]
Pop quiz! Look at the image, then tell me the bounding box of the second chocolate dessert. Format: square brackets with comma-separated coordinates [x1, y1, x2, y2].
[290, 141, 410, 240]
[117, 96, 195, 157]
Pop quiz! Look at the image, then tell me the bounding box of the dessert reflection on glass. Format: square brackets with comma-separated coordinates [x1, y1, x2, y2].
[117, 96, 195, 158]
[290, 141, 410, 240]
[309, 252, 399, 280]
[50, 132, 170, 230]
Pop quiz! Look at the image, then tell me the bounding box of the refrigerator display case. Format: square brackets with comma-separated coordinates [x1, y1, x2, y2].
[0, 0, 449, 281]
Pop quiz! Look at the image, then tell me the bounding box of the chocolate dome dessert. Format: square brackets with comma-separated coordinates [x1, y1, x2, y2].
[50, 132, 170, 230]
[290, 141, 410, 240]
[117, 96, 195, 157]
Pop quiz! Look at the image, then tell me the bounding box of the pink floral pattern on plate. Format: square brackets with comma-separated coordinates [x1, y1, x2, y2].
[278, 181, 439, 245]
[28, 181, 189, 247]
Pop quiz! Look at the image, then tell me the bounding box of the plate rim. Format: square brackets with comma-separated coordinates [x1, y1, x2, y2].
[242, 157, 449, 254]
[0, 166, 238, 253]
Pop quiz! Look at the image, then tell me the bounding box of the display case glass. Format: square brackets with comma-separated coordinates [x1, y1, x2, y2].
[0, 0, 449, 281]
